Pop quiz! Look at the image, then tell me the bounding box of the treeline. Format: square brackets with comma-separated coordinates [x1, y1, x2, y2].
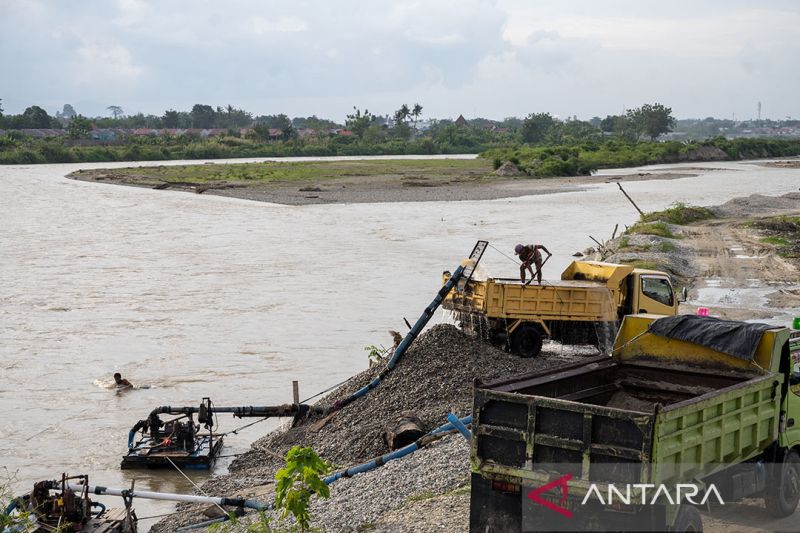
[0, 122, 517, 164]
[0, 101, 340, 132]
[3, 98, 800, 171]
[484, 137, 800, 178]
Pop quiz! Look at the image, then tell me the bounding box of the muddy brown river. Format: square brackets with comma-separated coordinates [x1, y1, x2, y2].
[2, 157, 799, 529]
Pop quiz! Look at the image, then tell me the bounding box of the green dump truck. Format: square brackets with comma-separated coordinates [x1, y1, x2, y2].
[469, 314, 800, 531]
[443, 261, 680, 358]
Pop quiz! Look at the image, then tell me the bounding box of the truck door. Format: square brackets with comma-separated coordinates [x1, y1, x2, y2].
[781, 339, 800, 448]
[635, 274, 678, 315]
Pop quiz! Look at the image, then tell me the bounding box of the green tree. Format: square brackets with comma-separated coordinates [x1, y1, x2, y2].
[275, 446, 331, 531]
[521, 112, 558, 143]
[67, 115, 93, 139]
[107, 105, 124, 119]
[627, 103, 675, 140]
[21, 106, 56, 128]
[345, 107, 376, 138]
[190, 104, 216, 128]
[274, 114, 294, 140]
[601, 114, 636, 140]
[162, 109, 180, 128]
[393, 104, 412, 140]
[411, 103, 423, 129]
[561, 120, 600, 142]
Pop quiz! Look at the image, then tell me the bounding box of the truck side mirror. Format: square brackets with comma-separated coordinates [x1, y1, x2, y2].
[679, 287, 688, 303]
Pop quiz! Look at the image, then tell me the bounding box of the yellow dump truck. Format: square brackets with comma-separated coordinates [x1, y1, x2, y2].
[443, 260, 680, 357]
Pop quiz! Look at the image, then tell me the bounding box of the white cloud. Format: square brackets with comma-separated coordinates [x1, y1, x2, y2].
[76, 43, 145, 84]
[251, 15, 308, 35]
[0, 0, 797, 120]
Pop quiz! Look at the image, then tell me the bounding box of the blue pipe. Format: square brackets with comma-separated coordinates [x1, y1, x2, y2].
[447, 413, 472, 442]
[177, 414, 472, 531]
[323, 414, 472, 485]
[336, 265, 466, 408]
[127, 430, 136, 449]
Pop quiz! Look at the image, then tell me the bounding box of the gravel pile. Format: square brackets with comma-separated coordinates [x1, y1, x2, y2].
[234, 324, 587, 472]
[153, 324, 593, 531]
[303, 433, 470, 531]
[711, 192, 800, 218]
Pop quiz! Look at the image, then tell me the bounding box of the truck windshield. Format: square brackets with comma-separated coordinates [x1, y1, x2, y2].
[641, 276, 674, 306]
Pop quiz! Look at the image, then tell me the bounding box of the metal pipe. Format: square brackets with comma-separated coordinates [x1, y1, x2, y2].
[147, 403, 316, 419]
[64, 483, 270, 510]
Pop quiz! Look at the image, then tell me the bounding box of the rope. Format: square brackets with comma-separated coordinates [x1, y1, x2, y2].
[610, 328, 651, 355]
[488, 243, 520, 265]
[135, 511, 182, 520]
[165, 457, 227, 516]
[218, 417, 269, 437]
[301, 377, 351, 404]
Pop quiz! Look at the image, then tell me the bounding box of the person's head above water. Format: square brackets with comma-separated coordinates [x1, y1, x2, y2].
[514, 244, 524, 255]
[114, 373, 123, 383]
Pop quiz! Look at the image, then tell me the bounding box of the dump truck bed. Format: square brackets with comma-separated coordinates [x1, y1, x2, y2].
[472, 315, 787, 491]
[473, 358, 778, 490]
[444, 278, 619, 322]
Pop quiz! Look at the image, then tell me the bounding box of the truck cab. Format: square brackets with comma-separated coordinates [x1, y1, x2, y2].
[621, 268, 679, 317]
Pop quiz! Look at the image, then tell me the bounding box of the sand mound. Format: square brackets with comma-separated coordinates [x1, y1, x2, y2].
[711, 192, 800, 218]
[493, 161, 525, 177]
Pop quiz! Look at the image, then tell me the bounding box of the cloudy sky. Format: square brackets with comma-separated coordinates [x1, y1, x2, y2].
[1, 0, 797, 121]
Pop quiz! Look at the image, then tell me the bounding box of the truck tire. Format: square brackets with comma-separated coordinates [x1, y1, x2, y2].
[765, 449, 800, 517]
[673, 505, 703, 532]
[511, 324, 543, 358]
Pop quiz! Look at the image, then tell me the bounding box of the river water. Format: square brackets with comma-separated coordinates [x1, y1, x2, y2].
[2, 157, 799, 528]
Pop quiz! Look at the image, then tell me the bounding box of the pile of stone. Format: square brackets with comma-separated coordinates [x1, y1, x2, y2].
[153, 325, 593, 531]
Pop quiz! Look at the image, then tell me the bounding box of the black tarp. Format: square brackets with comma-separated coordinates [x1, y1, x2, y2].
[647, 315, 775, 361]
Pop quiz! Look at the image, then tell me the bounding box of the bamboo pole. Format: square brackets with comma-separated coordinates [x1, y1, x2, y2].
[617, 182, 644, 216]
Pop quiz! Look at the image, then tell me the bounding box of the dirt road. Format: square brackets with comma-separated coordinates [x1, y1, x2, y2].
[679, 194, 800, 324]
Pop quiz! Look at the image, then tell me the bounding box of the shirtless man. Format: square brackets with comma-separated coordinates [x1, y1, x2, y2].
[514, 243, 552, 284]
[113, 372, 133, 389]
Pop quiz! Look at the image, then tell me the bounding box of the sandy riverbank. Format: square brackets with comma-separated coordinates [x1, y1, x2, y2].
[67, 159, 702, 205]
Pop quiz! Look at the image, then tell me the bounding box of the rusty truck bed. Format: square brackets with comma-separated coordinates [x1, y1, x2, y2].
[473, 355, 779, 489]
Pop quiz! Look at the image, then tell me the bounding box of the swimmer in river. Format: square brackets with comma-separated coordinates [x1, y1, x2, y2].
[113, 372, 133, 389]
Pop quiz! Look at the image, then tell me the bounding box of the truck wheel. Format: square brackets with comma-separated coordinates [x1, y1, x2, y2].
[511, 324, 543, 358]
[765, 449, 800, 517]
[673, 505, 702, 532]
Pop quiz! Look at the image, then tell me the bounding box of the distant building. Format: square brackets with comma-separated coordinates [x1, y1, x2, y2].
[455, 114, 469, 127]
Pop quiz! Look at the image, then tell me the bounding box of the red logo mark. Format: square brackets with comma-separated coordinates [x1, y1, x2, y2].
[527, 473, 573, 518]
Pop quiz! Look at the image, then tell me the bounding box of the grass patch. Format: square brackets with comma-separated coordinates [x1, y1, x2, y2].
[407, 490, 438, 502]
[74, 158, 492, 185]
[444, 484, 472, 497]
[621, 260, 663, 271]
[761, 236, 791, 246]
[618, 236, 630, 249]
[640, 202, 715, 225]
[627, 221, 680, 239]
[752, 216, 800, 258]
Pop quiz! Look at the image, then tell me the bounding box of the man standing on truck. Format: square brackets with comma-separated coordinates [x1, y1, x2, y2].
[515, 243, 551, 284]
